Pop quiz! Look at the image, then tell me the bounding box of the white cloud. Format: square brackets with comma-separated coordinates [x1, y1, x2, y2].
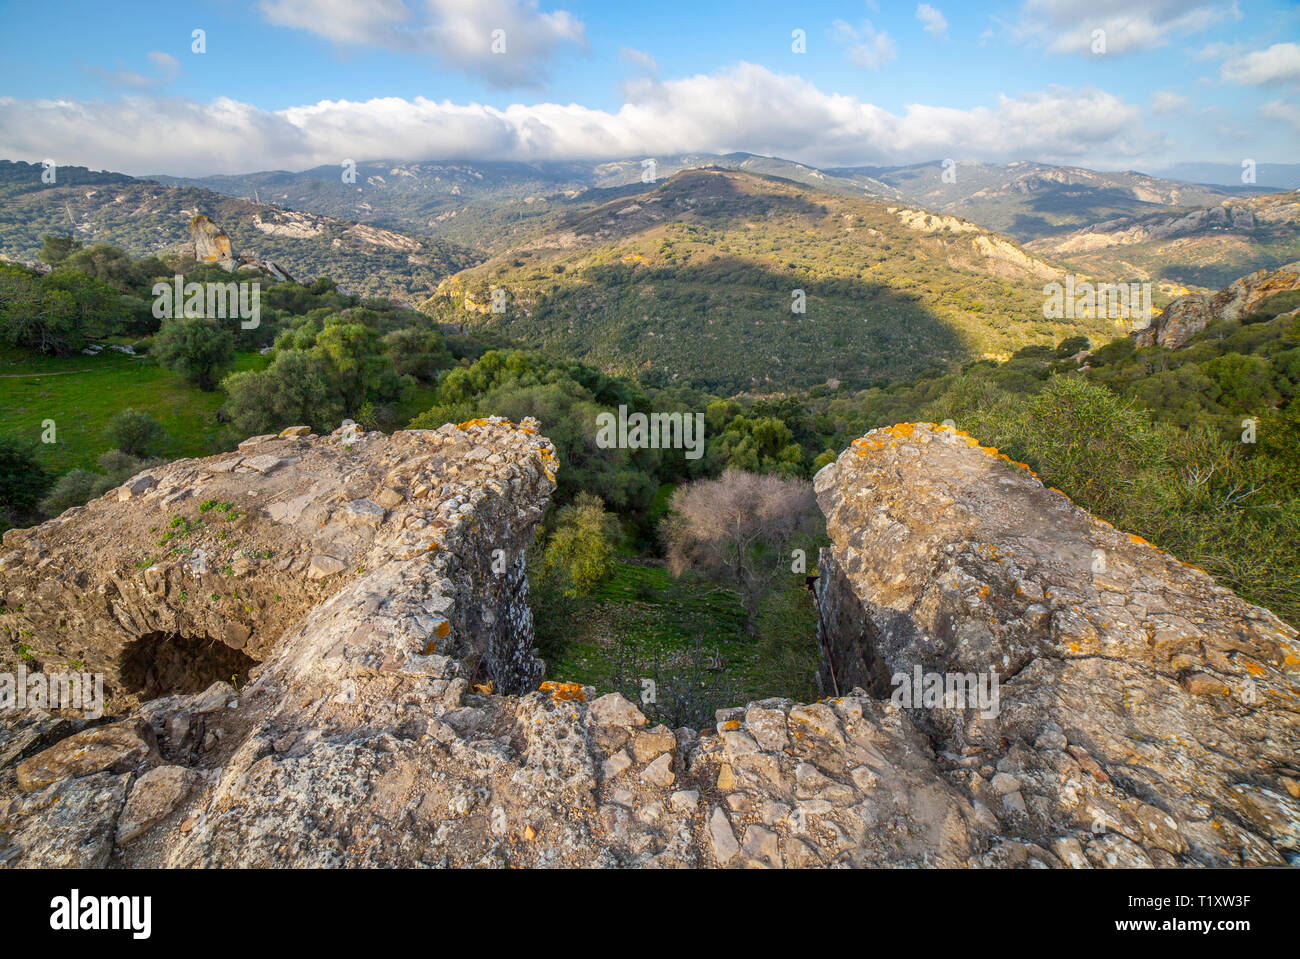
[1261, 99, 1300, 134]
[1221, 43, 1300, 86]
[1190, 40, 1241, 61]
[257, 0, 587, 88]
[1012, 0, 1238, 55]
[0, 66, 1157, 176]
[147, 52, 180, 82]
[831, 18, 897, 70]
[258, 0, 414, 47]
[92, 52, 180, 90]
[1150, 90, 1192, 114]
[620, 48, 657, 73]
[916, 4, 949, 39]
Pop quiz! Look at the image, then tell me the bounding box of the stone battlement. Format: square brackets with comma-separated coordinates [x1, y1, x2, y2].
[0, 420, 1296, 868]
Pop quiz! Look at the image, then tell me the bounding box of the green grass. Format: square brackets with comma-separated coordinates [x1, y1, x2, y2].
[0, 348, 268, 474]
[543, 562, 820, 710]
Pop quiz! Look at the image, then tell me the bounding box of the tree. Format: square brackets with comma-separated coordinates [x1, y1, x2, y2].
[383, 327, 453, 382]
[0, 264, 120, 355]
[0, 437, 51, 526]
[542, 493, 617, 596]
[38, 469, 100, 518]
[40, 270, 122, 342]
[153, 317, 235, 390]
[106, 409, 166, 458]
[40, 235, 81, 266]
[222, 348, 343, 434]
[661, 470, 820, 635]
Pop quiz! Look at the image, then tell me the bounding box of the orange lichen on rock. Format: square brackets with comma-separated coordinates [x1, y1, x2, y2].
[456, 416, 533, 434]
[539, 680, 585, 703]
[435, 620, 451, 639]
[536, 446, 559, 482]
[852, 424, 1044, 483]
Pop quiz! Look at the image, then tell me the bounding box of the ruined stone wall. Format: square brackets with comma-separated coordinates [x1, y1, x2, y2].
[814, 422, 1300, 866]
[1, 420, 1297, 869]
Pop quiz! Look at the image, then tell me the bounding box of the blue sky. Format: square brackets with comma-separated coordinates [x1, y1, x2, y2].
[0, 0, 1296, 176]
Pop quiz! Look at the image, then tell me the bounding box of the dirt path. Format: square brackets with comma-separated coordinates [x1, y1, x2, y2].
[0, 361, 137, 378]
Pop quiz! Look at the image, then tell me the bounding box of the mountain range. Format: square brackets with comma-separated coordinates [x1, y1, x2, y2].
[4, 152, 1299, 391]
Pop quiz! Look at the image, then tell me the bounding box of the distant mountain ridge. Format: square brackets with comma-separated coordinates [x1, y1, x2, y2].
[0, 159, 479, 301]
[152, 153, 1269, 242]
[1148, 162, 1300, 191]
[147, 153, 1291, 286]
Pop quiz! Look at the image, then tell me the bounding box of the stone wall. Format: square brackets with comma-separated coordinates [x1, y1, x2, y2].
[814, 422, 1300, 866]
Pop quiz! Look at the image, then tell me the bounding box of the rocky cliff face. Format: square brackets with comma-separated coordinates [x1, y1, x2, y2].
[890, 206, 1060, 281]
[1036, 191, 1300, 255]
[2, 421, 1297, 868]
[1133, 260, 1300, 349]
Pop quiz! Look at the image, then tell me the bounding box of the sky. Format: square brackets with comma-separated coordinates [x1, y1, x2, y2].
[0, 0, 1296, 177]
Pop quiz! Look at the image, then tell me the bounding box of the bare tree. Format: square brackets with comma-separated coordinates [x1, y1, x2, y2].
[661, 469, 819, 636]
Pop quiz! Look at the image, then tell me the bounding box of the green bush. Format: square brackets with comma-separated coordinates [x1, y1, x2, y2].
[153, 317, 235, 390]
[106, 408, 166, 458]
[541, 493, 618, 597]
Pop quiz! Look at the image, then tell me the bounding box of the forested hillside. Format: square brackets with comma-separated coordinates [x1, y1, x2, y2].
[422, 169, 1123, 393]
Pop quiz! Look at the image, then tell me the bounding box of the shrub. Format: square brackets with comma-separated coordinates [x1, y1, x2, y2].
[106, 409, 166, 458]
[152, 317, 235, 390]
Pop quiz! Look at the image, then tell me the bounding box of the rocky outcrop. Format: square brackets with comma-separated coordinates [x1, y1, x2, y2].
[891, 207, 1060, 281]
[0, 424, 529, 715]
[1, 418, 980, 868]
[1037, 191, 1300, 255]
[2, 419, 1297, 868]
[1133, 260, 1300, 348]
[815, 423, 1300, 866]
[191, 214, 235, 268]
[189, 213, 294, 282]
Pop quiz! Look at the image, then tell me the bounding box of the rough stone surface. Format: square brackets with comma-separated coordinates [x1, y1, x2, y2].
[1133, 260, 1300, 349]
[115, 765, 197, 844]
[814, 422, 1300, 867]
[16, 720, 155, 792]
[190, 213, 294, 280]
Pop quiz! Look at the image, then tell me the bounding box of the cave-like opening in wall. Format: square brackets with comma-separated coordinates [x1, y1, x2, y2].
[118, 631, 257, 700]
